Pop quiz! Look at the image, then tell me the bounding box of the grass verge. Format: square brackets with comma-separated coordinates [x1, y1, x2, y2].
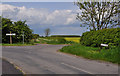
[2, 43, 35, 46]
[60, 44, 120, 64]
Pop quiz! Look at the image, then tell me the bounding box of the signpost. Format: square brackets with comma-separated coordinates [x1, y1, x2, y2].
[6, 31, 16, 44]
[100, 43, 109, 49]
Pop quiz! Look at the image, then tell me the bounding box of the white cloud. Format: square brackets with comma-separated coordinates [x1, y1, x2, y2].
[1, 4, 78, 27]
[51, 26, 87, 36]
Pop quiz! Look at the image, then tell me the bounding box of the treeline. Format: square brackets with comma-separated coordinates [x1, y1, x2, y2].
[51, 35, 80, 37]
[80, 28, 120, 47]
[1, 17, 39, 43]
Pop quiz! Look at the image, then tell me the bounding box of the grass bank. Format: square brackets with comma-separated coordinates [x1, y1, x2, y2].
[60, 44, 120, 64]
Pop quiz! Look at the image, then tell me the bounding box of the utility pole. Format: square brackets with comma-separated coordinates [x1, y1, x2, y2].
[23, 31, 24, 44]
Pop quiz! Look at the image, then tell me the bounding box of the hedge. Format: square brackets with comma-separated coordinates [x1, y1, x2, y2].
[80, 28, 120, 47]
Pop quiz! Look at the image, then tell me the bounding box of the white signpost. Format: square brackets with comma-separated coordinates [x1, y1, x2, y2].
[100, 43, 109, 50]
[6, 31, 16, 44]
[6, 34, 16, 36]
[100, 44, 108, 47]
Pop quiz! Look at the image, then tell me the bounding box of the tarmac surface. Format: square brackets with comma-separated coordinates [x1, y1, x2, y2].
[2, 44, 119, 75]
[1, 59, 23, 75]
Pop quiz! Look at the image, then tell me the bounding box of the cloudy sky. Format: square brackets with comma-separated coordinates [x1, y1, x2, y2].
[1, 2, 88, 36]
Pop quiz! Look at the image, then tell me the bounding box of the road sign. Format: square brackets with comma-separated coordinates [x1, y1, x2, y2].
[6, 33, 16, 36]
[100, 44, 108, 47]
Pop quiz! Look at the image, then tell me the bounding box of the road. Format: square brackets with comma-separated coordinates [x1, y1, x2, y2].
[2, 44, 119, 75]
[2, 59, 23, 75]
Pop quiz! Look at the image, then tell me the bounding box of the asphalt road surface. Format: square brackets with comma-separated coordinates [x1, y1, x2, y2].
[2, 59, 23, 75]
[2, 44, 119, 75]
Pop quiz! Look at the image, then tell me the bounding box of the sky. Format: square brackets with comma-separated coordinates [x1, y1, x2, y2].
[1, 2, 88, 36]
[2, 0, 75, 2]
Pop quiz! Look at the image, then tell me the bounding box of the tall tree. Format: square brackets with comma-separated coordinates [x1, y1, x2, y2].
[76, 1, 120, 31]
[2, 17, 13, 43]
[45, 28, 50, 37]
[13, 20, 33, 42]
[2, 17, 33, 43]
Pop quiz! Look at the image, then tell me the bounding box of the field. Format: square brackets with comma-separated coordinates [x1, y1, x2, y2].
[37, 37, 80, 44]
[37, 37, 74, 44]
[2, 37, 80, 46]
[64, 37, 80, 43]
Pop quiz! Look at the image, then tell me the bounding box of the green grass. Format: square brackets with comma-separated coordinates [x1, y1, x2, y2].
[60, 44, 120, 64]
[2, 43, 35, 46]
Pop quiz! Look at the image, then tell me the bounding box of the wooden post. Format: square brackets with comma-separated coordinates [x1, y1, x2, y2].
[10, 31, 12, 44]
[6, 32, 16, 44]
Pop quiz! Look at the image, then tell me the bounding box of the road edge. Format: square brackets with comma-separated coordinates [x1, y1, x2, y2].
[2, 57, 26, 76]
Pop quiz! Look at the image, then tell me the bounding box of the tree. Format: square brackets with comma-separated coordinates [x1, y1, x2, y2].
[76, 1, 120, 31]
[2, 17, 13, 43]
[2, 17, 33, 43]
[13, 20, 33, 42]
[32, 34, 40, 39]
[45, 28, 50, 37]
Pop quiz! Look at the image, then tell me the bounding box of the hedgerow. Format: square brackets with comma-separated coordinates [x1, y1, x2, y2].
[80, 28, 120, 47]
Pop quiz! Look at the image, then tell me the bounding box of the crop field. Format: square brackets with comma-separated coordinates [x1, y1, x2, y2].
[64, 37, 80, 43]
[37, 37, 80, 44]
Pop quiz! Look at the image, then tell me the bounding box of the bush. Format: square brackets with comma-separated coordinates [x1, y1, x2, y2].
[80, 28, 120, 47]
[57, 38, 66, 43]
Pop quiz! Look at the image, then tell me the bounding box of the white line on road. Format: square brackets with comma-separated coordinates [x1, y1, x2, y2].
[61, 63, 93, 74]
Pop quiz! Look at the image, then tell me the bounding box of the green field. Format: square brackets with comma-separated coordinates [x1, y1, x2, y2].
[1, 36, 81, 45]
[37, 37, 80, 44]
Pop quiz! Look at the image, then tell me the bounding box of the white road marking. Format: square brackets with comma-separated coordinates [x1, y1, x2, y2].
[61, 63, 93, 74]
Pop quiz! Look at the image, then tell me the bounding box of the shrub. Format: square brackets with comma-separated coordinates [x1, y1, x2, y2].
[80, 28, 120, 47]
[57, 38, 66, 43]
